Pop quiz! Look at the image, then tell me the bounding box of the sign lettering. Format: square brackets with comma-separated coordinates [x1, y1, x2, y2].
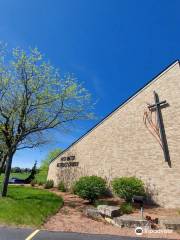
[57, 155, 78, 168]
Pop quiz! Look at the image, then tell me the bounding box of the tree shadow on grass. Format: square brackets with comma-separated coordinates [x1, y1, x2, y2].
[9, 194, 61, 202]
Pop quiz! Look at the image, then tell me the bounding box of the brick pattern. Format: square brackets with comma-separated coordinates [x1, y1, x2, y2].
[48, 62, 180, 208]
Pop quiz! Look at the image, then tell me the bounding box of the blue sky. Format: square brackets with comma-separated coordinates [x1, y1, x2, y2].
[0, 0, 180, 167]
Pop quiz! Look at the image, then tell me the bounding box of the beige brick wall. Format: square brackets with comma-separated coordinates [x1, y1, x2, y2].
[48, 61, 180, 208]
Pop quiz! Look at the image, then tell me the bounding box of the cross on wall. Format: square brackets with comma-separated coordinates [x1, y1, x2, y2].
[148, 91, 171, 166]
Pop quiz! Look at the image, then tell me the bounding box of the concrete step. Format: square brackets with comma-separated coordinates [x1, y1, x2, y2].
[105, 215, 149, 228]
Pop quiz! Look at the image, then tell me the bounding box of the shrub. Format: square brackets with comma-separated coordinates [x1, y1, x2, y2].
[38, 181, 44, 186]
[30, 179, 37, 187]
[44, 180, 54, 189]
[58, 181, 66, 192]
[120, 202, 133, 214]
[112, 177, 145, 202]
[73, 176, 106, 203]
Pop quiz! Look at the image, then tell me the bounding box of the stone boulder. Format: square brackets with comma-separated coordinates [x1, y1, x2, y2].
[97, 205, 121, 218]
[159, 217, 180, 230]
[84, 207, 101, 220]
[112, 215, 148, 228]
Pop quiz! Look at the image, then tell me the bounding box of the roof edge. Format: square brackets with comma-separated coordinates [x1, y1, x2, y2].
[50, 59, 180, 164]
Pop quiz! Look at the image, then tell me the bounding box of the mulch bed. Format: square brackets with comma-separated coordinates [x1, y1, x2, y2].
[42, 189, 180, 239]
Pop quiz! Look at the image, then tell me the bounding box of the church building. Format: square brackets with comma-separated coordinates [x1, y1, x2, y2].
[48, 60, 180, 208]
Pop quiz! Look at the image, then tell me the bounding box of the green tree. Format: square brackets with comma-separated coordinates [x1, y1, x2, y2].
[0, 44, 93, 196]
[39, 148, 62, 178]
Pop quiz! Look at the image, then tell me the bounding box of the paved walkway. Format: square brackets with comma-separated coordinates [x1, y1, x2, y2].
[0, 227, 177, 240]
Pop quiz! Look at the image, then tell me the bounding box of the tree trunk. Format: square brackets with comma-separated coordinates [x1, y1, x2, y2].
[1, 154, 13, 197]
[0, 162, 4, 176]
[0, 155, 7, 176]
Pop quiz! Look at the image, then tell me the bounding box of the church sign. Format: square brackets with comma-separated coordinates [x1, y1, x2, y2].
[61, 156, 75, 161]
[57, 155, 79, 168]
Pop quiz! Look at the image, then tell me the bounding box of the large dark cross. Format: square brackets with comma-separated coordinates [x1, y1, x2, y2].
[148, 91, 170, 166]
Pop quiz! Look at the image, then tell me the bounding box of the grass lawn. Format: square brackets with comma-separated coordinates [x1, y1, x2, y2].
[0, 171, 47, 184]
[0, 173, 29, 183]
[0, 185, 63, 227]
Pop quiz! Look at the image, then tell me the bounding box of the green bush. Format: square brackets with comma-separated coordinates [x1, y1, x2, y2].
[30, 179, 37, 187]
[38, 181, 44, 186]
[112, 177, 145, 202]
[120, 202, 133, 214]
[44, 180, 54, 189]
[58, 181, 66, 192]
[73, 176, 106, 203]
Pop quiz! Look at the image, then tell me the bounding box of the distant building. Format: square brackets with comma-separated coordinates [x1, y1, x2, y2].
[48, 60, 180, 208]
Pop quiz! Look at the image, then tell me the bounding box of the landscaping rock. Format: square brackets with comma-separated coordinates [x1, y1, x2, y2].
[159, 217, 180, 230]
[104, 217, 115, 224]
[84, 207, 101, 220]
[97, 205, 120, 218]
[112, 215, 148, 228]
